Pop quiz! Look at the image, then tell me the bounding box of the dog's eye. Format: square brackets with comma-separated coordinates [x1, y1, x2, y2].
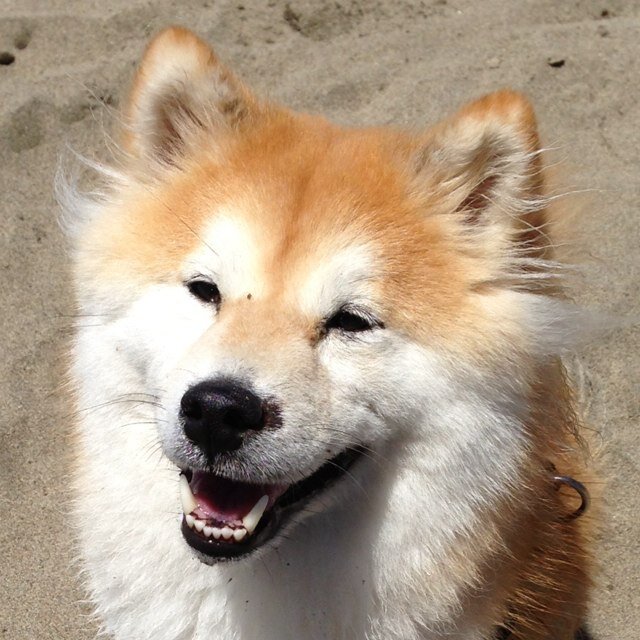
[187, 280, 221, 305]
[325, 309, 377, 333]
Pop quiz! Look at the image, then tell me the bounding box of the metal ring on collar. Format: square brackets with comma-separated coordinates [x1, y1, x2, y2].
[553, 475, 589, 520]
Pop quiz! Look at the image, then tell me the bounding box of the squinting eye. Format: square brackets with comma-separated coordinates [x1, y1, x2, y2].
[325, 309, 377, 333]
[187, 280, 221, 306]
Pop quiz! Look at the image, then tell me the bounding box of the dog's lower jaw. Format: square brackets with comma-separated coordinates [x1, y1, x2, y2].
[74, 449, 466, 639]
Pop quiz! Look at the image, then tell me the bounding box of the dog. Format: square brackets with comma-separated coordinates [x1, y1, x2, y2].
[62, 26, 595, 639]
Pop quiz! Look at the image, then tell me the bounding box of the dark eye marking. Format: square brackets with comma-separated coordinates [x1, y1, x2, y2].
[186, 279, 221, 306]
[324, 306, 383, 334]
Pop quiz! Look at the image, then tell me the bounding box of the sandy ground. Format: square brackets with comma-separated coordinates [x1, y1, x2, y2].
[0, 1, 638, 638]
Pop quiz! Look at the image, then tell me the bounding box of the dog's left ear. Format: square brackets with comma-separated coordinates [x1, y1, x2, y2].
[122, 27, 259, 166]
[417, 92, 596, 354]
[415, 90, 544, 236]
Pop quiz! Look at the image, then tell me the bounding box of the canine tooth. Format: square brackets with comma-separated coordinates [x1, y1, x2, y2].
[185, 514, 195, 528]
[194, 519, 205, 532]
[212, 527, 222, 540]
[221, 527, 233, 540]
[233, 528, 247, 542]
[242, 495, 269, 535]
[179, 474, 199, 514]
[203, 526, 214, 538]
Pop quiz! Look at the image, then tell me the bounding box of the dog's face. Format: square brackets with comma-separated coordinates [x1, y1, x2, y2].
[69, 28, 574, 564]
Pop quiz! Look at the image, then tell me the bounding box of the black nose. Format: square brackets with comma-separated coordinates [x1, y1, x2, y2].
[180, 380, 264, 456]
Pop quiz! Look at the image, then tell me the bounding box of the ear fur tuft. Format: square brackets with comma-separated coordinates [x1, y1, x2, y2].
[417, 90, 543, 224]
[122, 27, 258, 165]
[415, 91, 564, 292]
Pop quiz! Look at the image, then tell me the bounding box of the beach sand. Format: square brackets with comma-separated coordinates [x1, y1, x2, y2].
[0, 1, 638, 637]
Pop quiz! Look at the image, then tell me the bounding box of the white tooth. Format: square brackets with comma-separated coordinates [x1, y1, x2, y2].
[212, 527, 222, 539]
[179, 475, 198, 515]
[221, 527, 233, 540]
[194, 519, 205, 532]
[185, 514, 195, 528]
[242, 495, 269, 535]
[233, 528, 247, 542]
[203, 526, 214, 538]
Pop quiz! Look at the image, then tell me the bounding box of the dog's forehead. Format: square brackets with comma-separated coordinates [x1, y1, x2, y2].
[174, 121, 464, 327]
[86, 113, 468, 337]
[182, 123, 410, 308]
[187, 204, 379, 312]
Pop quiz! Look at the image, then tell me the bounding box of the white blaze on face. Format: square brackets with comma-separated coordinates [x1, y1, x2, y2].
[183, 210, 266, 300]
[296, 244, 379, 319]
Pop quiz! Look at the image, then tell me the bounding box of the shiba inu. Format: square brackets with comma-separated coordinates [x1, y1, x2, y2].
[62, 26, 595, 640]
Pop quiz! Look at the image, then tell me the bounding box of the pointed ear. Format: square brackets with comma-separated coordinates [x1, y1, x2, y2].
[122, 27, 259, 165]
[416, 91, 544, 233]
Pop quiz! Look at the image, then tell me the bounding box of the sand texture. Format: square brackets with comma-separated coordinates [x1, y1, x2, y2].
[0, 0, 638, 638]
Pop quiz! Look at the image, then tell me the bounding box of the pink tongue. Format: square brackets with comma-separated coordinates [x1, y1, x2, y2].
[190, 472, 288, 523]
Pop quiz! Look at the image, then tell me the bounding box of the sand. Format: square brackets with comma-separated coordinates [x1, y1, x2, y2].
[0, 0, 638, 638]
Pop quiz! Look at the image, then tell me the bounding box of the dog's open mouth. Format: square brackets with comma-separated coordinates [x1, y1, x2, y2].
[179, 447, 364, 561]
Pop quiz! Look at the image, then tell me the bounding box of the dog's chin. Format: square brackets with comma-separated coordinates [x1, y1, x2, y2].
[179, 446, 365, 564]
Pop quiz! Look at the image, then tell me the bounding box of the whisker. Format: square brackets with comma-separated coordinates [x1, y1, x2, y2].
[117, 419, 168, 429]
[321, 459, 371, 502]
[66, 395, 165, 419]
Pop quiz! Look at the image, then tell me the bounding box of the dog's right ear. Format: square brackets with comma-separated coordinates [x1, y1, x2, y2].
[122, 27, 259, 166]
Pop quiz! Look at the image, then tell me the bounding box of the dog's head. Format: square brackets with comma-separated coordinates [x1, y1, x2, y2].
[67, 28, 579, 563]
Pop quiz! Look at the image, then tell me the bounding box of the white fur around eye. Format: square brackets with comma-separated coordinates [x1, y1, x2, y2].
[184, 211, 265, 300]
[297, 244, 378, 319]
